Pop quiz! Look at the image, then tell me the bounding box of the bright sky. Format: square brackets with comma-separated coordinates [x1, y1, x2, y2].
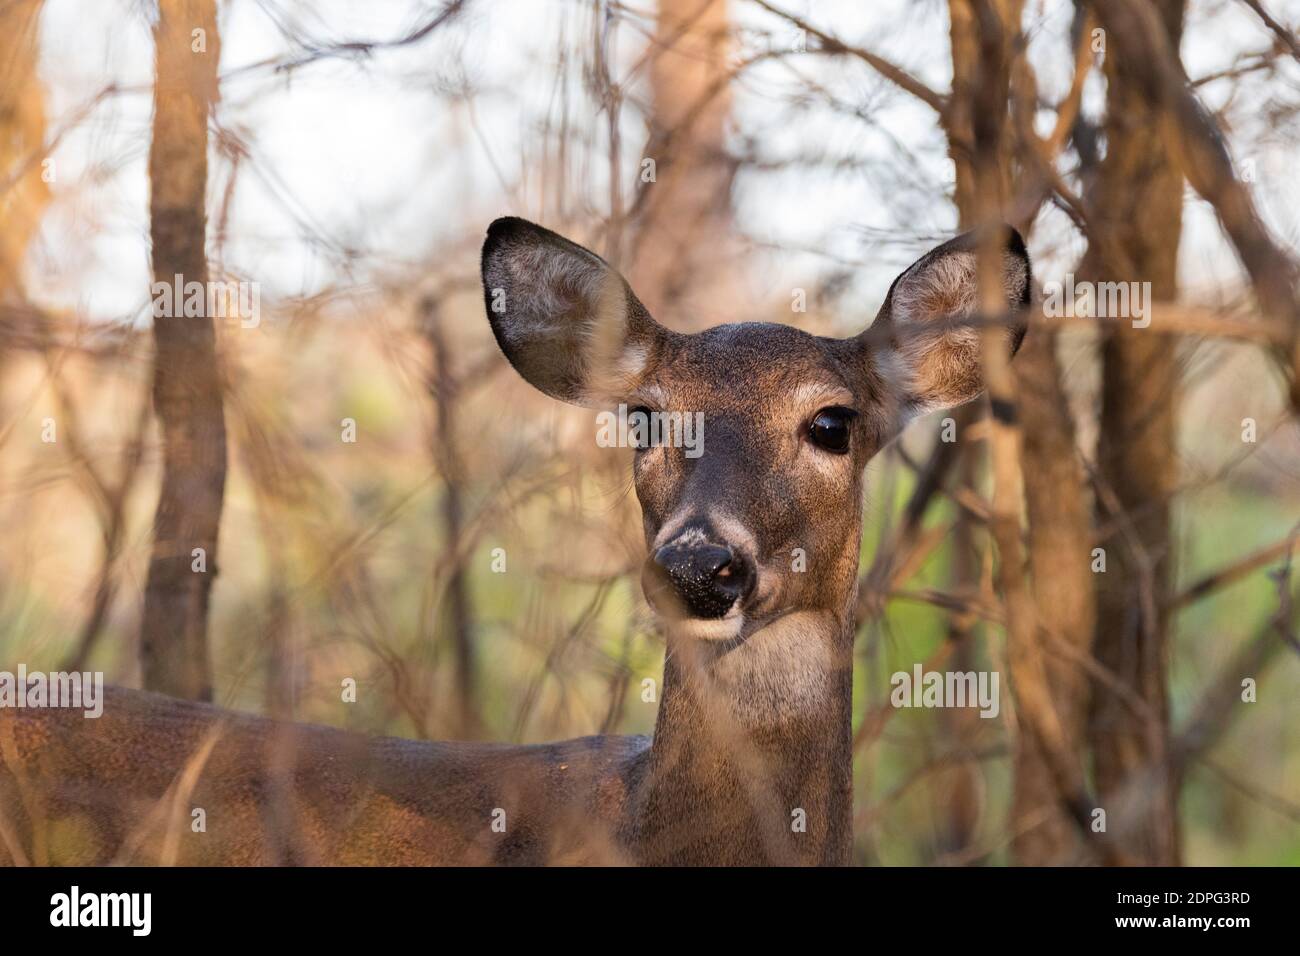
[27, 0, 1300, 328]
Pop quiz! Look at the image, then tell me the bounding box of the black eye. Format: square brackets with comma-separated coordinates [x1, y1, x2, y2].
[808, 406, 856, 454]
[628, 406, 653, 450]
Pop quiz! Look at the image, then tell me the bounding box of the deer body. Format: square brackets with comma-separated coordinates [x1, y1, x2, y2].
[0, 218, 1028, 866]
[2, 611, 850, 865]
[3, 686, 647, 865]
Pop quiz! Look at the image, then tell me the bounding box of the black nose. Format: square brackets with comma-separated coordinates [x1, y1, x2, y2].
[647, 539, 755, 619]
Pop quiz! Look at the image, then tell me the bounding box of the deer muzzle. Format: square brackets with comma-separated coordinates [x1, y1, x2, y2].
[643, 524, 756, 623]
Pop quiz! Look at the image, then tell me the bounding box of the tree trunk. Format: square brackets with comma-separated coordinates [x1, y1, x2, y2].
[1083, 0, 1186, 866]
[1012, 324, 1095, 863]
[140, 0, 227, 702]
[0, 0, 49, 301]
[0, 0, 49, 498]
[1004, 3, 1098, 865]
[628, 0, 736, 325]
[422, 298, 480, 739]
[951, 0, 1098, 864]
[936, 1, 1004, 862]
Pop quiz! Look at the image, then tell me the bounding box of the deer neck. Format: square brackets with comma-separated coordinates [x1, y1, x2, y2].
[631, 609, 855, 865]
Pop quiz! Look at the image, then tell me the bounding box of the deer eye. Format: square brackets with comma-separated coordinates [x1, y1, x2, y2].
[808, 406, 856, 454]
[628, 406, 654, 450]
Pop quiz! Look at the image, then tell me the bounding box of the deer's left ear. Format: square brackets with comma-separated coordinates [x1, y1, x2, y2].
[860, 227, 1031, 438]
[481, 217, 669, 406]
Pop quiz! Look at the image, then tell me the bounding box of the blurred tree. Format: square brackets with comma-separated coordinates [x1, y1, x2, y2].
[946, 0, 1104, 865]
[948, 0, 1098, 865]
[423, 297, 481, 739]
[1003, 2, 1098, 866]
[0, 0, 49, 518]
[1083, 0, 1187, 866]
[934, 0, 992, 860]
[140, 0, 227, 702]
[0, 0, 48, 619]
[627, 0, 738, 325]
[0, 0, 49, 303]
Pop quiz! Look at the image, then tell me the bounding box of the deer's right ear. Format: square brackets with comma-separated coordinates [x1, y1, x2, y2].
[481, 217, 667, 406]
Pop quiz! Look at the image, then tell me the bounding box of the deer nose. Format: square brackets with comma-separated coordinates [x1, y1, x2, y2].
[648, 540, 754, 620]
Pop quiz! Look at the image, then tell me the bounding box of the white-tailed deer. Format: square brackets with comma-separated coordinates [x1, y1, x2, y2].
[0, 218, 1029, 866]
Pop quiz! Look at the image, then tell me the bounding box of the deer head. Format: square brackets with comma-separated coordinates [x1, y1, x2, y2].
[481, 217, 1030, 648]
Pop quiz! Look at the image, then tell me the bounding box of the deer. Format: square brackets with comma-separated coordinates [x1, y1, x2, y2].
[0, 217, 1029, 866]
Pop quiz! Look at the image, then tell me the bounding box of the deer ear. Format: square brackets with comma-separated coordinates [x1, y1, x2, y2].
[862, 227, 1030, 436]
[481, 217, 667, 406]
